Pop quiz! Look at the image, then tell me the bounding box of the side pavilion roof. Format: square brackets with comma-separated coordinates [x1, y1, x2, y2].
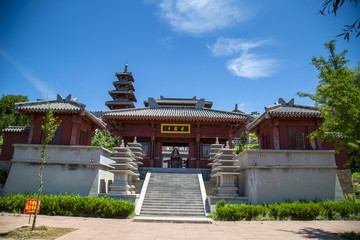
[247, 98, 321, 132]
[15, 94, 106, 129]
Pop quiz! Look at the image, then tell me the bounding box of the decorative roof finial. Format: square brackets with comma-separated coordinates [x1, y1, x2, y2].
[121, 140, 125, 147]
[133, 137, 137, 143]
[215, 137, 219, 144]
[124, 63, 128, 73]
[225, 141, 230, 149]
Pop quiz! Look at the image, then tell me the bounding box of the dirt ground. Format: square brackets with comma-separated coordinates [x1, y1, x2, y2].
[0, 225, 77, 240]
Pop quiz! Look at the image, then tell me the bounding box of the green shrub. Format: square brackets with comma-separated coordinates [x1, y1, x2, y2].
[352, 172, 360, 179]
[213, 195, 360, 221]
[0, 169, 8, 184]
[0, 194, 134, 219]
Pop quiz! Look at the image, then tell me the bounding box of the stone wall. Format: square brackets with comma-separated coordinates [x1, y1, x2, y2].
[336, 169, 354, 194]
[235, 149, 342, 204]
[1, 144, 114, 197]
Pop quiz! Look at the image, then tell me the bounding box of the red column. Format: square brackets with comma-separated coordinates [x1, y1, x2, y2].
[273, 118, 280, 149]
[27, 114, 35, 144]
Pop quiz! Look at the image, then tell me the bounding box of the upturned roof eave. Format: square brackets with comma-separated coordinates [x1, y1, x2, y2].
[84, 110, 106, 130]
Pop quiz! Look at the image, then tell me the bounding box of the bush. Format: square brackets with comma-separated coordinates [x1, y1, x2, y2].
[0, 169, 8, 184]
[213, 195, 360, 221]
[0, 194, 134, 219]
[353, 172, 360, 179]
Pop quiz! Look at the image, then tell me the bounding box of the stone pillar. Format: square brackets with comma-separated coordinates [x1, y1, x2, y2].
[108, 140, 138, 195]
[212, 141, 239, 197]
[128, 137, 144, 183]
[208, 137, 224, 189]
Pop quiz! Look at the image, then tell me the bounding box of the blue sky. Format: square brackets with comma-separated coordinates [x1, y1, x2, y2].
[1, 0, 359, 114]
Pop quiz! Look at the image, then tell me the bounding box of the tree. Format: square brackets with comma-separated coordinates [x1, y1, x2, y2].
[0, 94, 30, 131]
[32, 107, 60, 231]
[0, 94, 30, 154]
[91, 130, 118, 150]
[319, 0, 360, 41]
[235, 132, 259, 154]
[298, 40, 360, 163]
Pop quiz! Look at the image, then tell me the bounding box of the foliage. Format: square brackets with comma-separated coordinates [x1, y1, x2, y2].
[91, 130, 118, 150]
[0, 194, 134, 218]
[0, 169, 8, 184]
[319, 0, 360, 41]
[353, 172, 360, 179]
[32, 107, 60, 230]
[0, 94, 30, 154]
[235, 132, 259, 154]
[213, 195, 360, 221]
[349, 148, 360, 173]
[0, 94, 30, 132]
[0, 94, 30, 153]
[298, 41, 360, 165]
[338, 231, 360, 240]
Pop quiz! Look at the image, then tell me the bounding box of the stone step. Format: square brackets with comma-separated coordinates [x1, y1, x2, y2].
[140, 172, 205, 218]
[144, 195, 201, 201]
[144, 196, 202, 201]
[145, 189, 200, 192]
[141, 205, 204, 211]
[142, 202, 203, 207]
[145, 192, 202, 196]
[140, 210, 205, 216]
[143, 197, 202, 202]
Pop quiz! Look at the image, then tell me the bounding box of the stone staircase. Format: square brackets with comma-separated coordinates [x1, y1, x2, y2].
[140, 172, 206, 217]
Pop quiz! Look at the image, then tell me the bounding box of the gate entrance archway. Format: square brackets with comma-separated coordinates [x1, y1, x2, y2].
[161, 143, 189, 168]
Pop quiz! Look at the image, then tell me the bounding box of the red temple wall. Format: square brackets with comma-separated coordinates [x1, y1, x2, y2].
[255, 117, 348, 168]
[0, 131, 28, 161]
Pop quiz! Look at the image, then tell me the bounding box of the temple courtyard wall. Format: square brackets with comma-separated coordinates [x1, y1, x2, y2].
[1, 145, 346, 208]
[235, 150, 343, 205]
[1, 144, 114, 197]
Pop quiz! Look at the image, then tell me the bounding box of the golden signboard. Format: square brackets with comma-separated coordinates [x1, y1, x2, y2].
[161, 124, 190, 134]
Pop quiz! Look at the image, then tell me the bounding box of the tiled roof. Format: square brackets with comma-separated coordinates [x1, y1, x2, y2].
[15, 95, 85, 112]
[144, 96, 213, 108]
[247, 98, 321, 131]
[15, 94, 106, 129]
[265, 105, 321, 115]
[2, 126, 30, 133]
[103, 107, 250, 121]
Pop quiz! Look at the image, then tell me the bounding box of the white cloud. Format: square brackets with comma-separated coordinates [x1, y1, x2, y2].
[227, 53, 278, 78]
[158, 0, 249, 35]
[0, 48, 56, 99]
[208, 37, 278, 79]
[208, 37, 269, 56]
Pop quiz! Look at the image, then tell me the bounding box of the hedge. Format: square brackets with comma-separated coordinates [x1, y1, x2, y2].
[0, 194, 134, 219]
[214, 195, 360, 221]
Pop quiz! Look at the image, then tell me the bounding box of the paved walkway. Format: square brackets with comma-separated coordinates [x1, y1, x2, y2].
[0, 214, 359, 239]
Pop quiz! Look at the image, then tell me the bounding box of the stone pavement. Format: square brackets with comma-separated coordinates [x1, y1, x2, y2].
[0, 214, 359, 240]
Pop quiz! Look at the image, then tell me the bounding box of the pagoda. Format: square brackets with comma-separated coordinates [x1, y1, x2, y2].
[105, 64, 137, 110]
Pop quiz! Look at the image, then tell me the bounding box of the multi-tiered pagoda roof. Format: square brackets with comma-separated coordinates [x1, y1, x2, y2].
[105, 65, 137, 110]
